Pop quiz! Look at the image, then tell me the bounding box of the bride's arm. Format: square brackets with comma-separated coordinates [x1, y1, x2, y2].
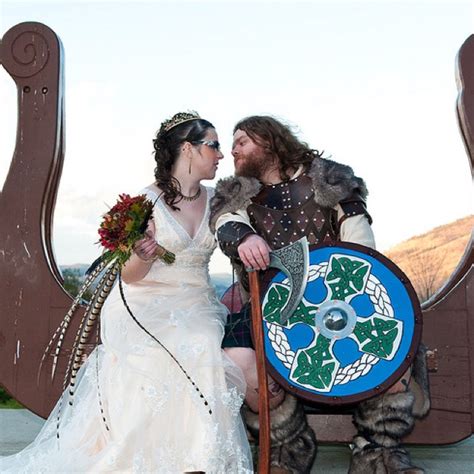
[120, 253, 153, 284]
[121, 220, 158, 284]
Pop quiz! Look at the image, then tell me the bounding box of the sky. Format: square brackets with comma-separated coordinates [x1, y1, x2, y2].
[1, 0, 473, 275]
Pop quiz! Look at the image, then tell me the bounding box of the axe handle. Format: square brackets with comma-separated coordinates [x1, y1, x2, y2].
[248, 270, 270, 474]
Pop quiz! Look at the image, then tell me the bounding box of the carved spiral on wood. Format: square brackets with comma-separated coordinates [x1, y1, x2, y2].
[3, 30, 50, 78]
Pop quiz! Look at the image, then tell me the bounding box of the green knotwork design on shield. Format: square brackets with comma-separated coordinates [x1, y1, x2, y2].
[262, 284, 287, 324]
[326, 256, 370, 301]
[290, 335, 338, 390]
[262, 283, 316, 327]
[351, 315, 402, 360]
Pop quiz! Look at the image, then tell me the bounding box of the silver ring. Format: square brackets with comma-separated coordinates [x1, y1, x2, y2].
[245, 266, 255, 272]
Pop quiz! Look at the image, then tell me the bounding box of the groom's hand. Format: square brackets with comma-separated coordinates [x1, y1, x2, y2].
[238, 234, 271, 271]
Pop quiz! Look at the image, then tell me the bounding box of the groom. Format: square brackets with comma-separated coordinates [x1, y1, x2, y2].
[210, 115, 430, 473]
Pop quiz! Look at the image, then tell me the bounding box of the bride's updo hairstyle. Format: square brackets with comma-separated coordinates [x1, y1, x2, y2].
[153, 111, 214, 210]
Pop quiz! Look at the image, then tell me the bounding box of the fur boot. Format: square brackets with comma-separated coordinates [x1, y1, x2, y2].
[349, 435, 424, 474]
[243, 394, 317, 474]
[350, 390, 423, 473]
[349, 342, 431, 473]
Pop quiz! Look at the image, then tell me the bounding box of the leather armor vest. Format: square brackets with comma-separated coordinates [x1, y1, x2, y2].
[247, 175, 339, 250]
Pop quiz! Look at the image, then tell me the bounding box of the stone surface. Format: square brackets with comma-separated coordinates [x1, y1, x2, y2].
[1, 409, 473, 472]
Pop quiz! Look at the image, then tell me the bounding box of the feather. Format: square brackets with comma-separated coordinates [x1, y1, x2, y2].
[56, 263, 118, 439]
[95, 315, 110, 431]
[85, 254, 106, 276]
[66, 264, 118, 402]
[37, 260, 107, 385]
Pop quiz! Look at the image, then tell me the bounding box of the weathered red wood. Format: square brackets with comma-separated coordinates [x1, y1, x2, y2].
[0, 22, 87, 418]
[469, 269, 474, 436]
[455, 35, 474, 439]
[456, 35, 474, 171]
[309, 408, 472, 445]
[423, 275, 472, 414]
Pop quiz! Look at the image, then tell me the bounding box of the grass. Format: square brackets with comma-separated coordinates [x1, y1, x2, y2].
[0, 399, 23, 409]
[0, 388, 23, 409]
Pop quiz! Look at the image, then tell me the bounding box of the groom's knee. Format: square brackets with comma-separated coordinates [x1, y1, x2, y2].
[224, 346, 256, 374]
[224, 347, 285, 411]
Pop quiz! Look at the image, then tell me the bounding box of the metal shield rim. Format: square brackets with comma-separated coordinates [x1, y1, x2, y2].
[253, 241, 423, 406]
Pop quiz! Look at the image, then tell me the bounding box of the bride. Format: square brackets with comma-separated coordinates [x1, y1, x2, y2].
[0, 112, 253, 473]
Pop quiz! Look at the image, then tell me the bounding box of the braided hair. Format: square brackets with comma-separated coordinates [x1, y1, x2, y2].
[153, 115, 214, 210]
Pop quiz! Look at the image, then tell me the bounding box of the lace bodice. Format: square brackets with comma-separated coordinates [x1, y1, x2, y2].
[138, 185, 217, 286]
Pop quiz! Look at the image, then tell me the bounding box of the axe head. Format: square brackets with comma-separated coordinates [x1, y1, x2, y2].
[269, 237, 309, 325]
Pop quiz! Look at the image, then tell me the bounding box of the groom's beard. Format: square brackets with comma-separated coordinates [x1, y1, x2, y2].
[234, 149, 270, 180]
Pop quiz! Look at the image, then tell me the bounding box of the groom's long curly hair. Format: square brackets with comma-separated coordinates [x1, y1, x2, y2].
[234, 115, 324, 181]
[153, 116, 214, 210]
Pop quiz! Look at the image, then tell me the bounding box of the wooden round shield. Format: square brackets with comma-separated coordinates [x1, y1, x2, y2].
[256, 242, 422, 406]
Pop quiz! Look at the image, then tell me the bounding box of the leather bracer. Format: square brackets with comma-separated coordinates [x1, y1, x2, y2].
[339, 192, 372, 226]
[216, 219, 255, 259]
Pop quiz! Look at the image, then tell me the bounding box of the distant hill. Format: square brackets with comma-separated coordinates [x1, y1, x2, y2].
[59, 263, 89, 279]
[210, 273, 233, 298]
[59, 263, 232, 298]
[385, 215, 473, 302]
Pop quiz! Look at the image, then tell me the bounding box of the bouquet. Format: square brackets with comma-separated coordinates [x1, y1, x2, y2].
[97, 193, 175, 266]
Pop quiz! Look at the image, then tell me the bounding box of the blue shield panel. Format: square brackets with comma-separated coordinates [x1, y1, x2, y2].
[259, 242, 422, 405]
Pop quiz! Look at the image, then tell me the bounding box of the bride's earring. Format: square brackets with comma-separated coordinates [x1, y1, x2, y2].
[184, 144, 192, 174]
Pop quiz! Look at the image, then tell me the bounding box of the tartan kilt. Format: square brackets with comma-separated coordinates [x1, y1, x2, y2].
[222, 302, 254, 349]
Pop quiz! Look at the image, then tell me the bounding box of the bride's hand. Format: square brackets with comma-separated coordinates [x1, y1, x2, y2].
[132, 220, 158, 262]
[133, 233, 159, 262]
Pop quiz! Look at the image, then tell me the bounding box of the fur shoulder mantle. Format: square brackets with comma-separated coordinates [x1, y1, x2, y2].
[308, 156, 368, 207]
[209, 157, 368, 232]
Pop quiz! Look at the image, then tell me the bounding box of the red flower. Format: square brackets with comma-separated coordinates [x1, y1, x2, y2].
[95, 193, 174, 266]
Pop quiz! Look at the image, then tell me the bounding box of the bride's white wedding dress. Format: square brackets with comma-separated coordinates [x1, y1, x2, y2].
[0, 186, 253, 473]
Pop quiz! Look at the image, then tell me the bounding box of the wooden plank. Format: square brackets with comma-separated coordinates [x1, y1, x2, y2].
[468, 265, 474, 433]
[405, 409, 472, 445]
[423, 306, 471, 413]
[308, 409, 471, 445]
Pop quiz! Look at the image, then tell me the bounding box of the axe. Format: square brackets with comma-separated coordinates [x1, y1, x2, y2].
[270, 237, 309, 325]
[247, 237, 309, 473]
